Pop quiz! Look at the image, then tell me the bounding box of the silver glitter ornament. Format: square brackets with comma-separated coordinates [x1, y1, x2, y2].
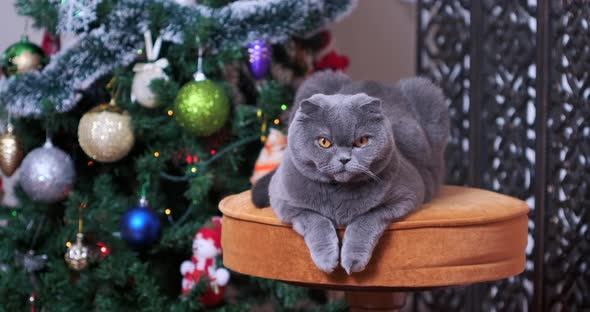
[19, 140, 75, 203]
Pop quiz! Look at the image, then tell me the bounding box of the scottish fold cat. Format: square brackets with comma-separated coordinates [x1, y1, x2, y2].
[252, 71, 450, 274]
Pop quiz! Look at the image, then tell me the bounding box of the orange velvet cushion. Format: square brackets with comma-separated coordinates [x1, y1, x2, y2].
[219, 186, 529, 289]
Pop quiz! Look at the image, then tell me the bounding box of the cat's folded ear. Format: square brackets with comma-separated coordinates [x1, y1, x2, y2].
[360, 98, 383, 114]
[299, 99, 322, 116]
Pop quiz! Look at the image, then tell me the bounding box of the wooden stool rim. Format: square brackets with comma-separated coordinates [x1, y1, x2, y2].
[219, 185, 529, 230]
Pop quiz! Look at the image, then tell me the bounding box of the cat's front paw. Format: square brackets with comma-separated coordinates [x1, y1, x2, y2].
[340, 244, 372, 274]
[308, 240, 340, 273]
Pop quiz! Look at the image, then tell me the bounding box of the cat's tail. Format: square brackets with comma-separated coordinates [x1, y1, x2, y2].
[251, 170, 275, 208]
[398, 77, 450, 187]
[398, 77, 450, 149]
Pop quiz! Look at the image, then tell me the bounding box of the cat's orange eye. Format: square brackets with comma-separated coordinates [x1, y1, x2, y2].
[354, 136, 369, 147]
[318, 137, 332, 148]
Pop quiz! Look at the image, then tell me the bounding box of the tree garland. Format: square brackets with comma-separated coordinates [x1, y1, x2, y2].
[0, 0, 356, 118]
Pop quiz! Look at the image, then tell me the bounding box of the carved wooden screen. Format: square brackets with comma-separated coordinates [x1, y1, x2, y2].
[415, 0, 589, 310]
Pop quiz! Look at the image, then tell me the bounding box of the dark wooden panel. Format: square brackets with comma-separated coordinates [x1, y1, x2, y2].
[416, 0, 590, 310]
[545, 1, 590, 310]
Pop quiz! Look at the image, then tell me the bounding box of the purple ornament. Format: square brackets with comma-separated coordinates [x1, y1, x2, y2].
[248, 40, 270, 80]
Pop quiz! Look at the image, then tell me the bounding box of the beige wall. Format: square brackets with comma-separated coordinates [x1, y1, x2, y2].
[0, 1, 416, 83]
[330, 0, 417, 84]
[0, 1, 43, 51]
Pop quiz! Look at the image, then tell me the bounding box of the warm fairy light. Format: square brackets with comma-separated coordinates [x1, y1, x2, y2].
[185, 154, 200, 163]
[165, 208, 171, 215]
[273, 119, 280, 125]
[257, 109, 262, 118]
[97, 243, 110, 255]
[210, 149, 217, 155]
[80, 202, 87, 209]
[66, 241, 72, 248]
[167, 110, 174, 116]
[154, 151, 160, 158]
[281, 104, 287, 111]
[191, 167, 197, 173]
[87, 160, 94, 166]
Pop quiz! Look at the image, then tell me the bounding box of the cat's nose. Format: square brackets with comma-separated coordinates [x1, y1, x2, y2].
[339, 158, 351, 165]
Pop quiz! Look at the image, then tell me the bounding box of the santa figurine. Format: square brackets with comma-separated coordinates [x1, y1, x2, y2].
[180, 217, 230, 307]
[250, 128, 287, 185]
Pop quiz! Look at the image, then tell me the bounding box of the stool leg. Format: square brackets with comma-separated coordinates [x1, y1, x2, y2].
[345, 291, 407, 312]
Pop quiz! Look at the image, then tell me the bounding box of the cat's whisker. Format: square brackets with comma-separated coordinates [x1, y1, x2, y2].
[364, 171, 382, 184]
[319, 163, 340, 174]
[369, 173, 383, 184]
[350, 164, 382, 184]
[364, 166, 382, 183]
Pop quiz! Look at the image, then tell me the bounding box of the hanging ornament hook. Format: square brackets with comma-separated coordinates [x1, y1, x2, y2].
[139, 174, 150, 207]
[105, 77, 121, 106]
[23, 18, 30, 39]
[143, 30, 164, 62]
[153, 36, 163, 60]
[44, 129, 53, 148]
[144, 31, 154, 61]
[78, 202, 87, 234]
[193, 38, 206, 81]
[5, 109, 13, 134]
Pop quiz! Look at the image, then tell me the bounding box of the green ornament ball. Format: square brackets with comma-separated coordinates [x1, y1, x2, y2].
[1, 37, 48, 77]
[173, 79, 230, 136]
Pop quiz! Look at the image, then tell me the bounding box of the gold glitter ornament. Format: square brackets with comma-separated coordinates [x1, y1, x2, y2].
[173, 80, 230, 136]
[64, 233, 89, 271]
[78, 104, 135, 163]
[0, 123, 24, 176]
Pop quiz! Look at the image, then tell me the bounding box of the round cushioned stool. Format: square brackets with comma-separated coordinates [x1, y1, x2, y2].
[219, 186, 529, 311]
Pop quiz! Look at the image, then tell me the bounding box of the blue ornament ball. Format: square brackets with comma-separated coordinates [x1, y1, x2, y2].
[119, 203, 161, 248]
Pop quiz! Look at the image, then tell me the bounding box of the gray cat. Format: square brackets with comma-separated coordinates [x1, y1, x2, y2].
[252, 71, 450, 274]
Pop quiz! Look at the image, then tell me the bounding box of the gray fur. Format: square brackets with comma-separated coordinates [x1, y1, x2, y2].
[268, 71, 450, 274]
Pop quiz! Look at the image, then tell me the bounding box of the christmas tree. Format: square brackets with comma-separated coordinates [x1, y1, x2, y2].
[0, 0, 355, 310]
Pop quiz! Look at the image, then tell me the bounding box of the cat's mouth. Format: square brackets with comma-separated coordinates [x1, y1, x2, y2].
[332, 170, 354, 183]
